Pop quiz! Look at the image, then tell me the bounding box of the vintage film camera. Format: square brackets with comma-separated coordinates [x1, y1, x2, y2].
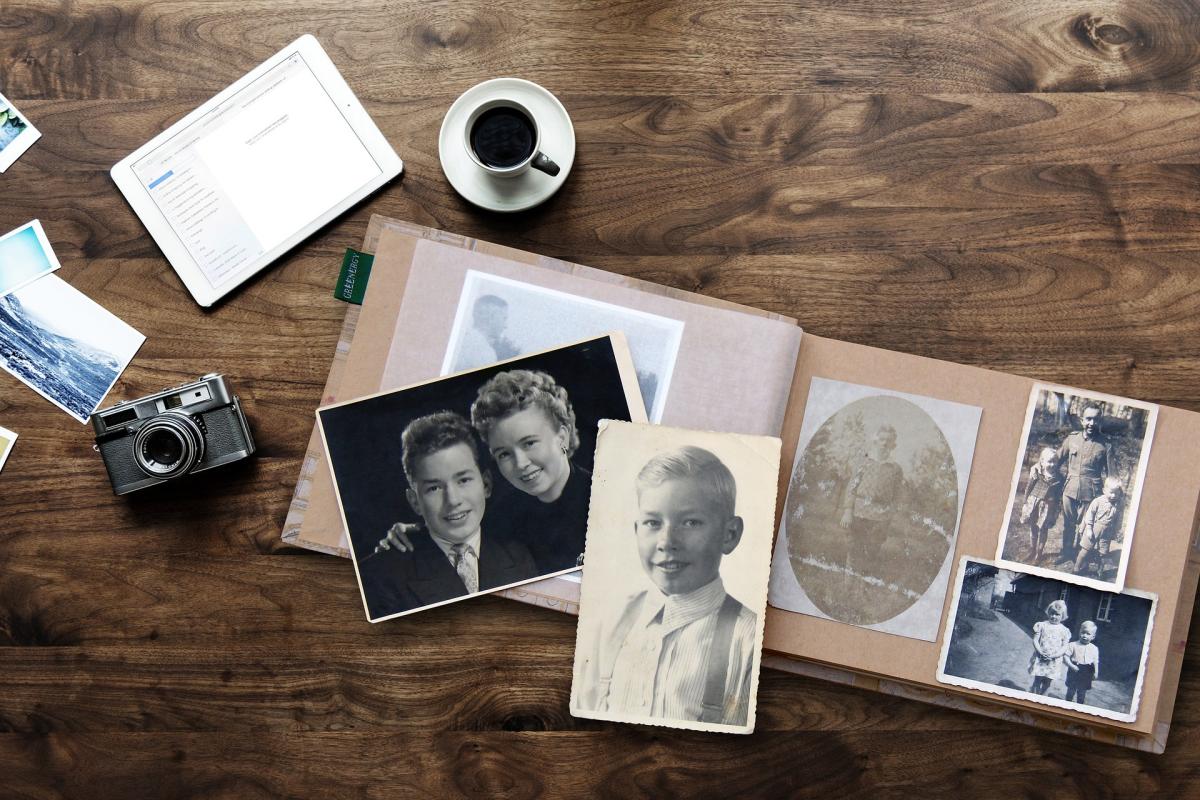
[91, 374, 256, 495]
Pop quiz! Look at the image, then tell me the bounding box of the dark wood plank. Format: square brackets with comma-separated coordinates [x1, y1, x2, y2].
[1, 728, 1196, 799]
[5, 0, 1200, 97]
[4, 159, 1199, 262]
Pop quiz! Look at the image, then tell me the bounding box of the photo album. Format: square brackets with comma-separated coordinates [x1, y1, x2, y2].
[286, 216, 1200, 749]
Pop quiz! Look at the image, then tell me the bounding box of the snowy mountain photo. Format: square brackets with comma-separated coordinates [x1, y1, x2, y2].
[0, 274, 144, 422]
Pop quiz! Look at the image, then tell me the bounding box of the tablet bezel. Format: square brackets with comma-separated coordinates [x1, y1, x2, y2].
[111, 34, 402, 307]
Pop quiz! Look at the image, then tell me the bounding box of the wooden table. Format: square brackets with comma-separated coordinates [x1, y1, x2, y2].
[3, 1, 1199, 796]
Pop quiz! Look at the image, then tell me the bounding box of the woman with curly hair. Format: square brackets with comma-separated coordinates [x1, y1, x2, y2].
[469, 369, 591, 572]
[377, 369, 592, 574]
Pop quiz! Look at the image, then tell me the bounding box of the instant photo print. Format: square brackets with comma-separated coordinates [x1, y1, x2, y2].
[317, 333, 647, 622]
[0, 274, 145, 423]
[0, 92, 40, 172]
[285, 216, 1200, 751]
[0, 220, 61, 298]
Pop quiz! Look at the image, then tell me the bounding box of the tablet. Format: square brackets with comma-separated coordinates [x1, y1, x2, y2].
[111, 35, 403, 307]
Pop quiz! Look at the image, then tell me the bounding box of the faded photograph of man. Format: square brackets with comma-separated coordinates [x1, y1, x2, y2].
[454, 294, 520, 370]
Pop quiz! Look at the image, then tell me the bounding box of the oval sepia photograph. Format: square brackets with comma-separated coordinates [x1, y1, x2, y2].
[769, 378, 982, 641]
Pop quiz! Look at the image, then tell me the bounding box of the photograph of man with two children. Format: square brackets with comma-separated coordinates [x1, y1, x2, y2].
[317, 335, 645, 622]
[996, 385, 1157, 593]
[938, 559, 1156, 723]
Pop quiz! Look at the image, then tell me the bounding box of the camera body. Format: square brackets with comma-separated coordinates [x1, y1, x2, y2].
[91, 374, 256, 495]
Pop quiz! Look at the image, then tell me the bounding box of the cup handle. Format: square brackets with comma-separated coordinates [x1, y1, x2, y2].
[531, 151, 561, 177]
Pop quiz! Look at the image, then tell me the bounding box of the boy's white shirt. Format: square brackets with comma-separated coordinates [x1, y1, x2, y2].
[1067, 640, 1101, 677]
[577, 576, 757, 726]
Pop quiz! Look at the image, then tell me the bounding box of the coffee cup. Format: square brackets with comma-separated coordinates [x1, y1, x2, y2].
[463, 98, 560, 178]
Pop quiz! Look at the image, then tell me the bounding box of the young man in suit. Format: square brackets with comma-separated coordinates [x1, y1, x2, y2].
[357, 411, 537, 619]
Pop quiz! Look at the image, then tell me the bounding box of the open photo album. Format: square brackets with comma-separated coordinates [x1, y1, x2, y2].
[284, 215, 1200, 750]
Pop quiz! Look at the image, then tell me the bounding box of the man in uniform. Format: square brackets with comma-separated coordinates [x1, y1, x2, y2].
[1055, 405, 1112, 565]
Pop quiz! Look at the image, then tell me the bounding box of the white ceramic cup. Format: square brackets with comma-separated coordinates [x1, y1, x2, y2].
[462, 98, 560, 178]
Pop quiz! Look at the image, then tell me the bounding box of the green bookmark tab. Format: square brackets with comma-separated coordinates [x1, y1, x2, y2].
[335, 248, 374, 304]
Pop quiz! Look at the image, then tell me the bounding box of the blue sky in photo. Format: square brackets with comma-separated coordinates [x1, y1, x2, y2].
[0, 224, 54, 294]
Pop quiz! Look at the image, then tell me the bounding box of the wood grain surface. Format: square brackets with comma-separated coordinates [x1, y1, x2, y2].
[2, 0, 1200, 796]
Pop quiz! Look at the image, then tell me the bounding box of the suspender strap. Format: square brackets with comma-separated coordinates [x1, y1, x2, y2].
[699, 595, 743, 724]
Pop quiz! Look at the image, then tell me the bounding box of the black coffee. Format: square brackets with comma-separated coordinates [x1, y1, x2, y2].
[470, 106, 536, 168]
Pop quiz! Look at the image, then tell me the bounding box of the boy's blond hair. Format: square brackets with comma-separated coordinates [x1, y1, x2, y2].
[1103, 476, 1124, 494]
[1080, 620, 1098, 635]
[636, 446, 737, 519]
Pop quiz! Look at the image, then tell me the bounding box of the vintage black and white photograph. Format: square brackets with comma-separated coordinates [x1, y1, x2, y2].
[441, 270, 685, 422]
[995, 384, 1158, 593]
[317, 334, 647, 622]
[938, 558, 1156, 723]
[0, 220, 61, 298]
[0, 91, 40, 172]
[570, 420, 780, 734]
[768, 378, 982, 642]
[0, 274, 145, 423]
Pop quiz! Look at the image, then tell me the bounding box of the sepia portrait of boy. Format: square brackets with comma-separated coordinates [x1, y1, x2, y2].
[571, 421, 779, 734]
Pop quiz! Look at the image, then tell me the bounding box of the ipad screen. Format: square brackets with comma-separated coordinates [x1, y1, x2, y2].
[130, 51, 383, 290]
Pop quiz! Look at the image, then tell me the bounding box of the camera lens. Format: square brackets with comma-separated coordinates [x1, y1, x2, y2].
[145, 428, 185, 466]
[133, 412, 205, 479]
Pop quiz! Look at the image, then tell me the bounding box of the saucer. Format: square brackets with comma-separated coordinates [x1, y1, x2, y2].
[439, 78, 576, 213]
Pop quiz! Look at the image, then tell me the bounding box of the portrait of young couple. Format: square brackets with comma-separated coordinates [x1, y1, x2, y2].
[317, 335, 645, 621]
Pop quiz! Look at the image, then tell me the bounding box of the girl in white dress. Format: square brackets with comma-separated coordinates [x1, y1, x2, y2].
[1028, 599, 1071, 695]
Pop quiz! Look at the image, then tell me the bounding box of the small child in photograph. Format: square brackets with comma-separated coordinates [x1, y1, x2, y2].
[1028, 599, 1071, 695]
[575, 446, 757, 726]
[1074, 477, 1124, 577]
[1020, 447, 1062, 563]
[1064, 620, 1101, 704]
